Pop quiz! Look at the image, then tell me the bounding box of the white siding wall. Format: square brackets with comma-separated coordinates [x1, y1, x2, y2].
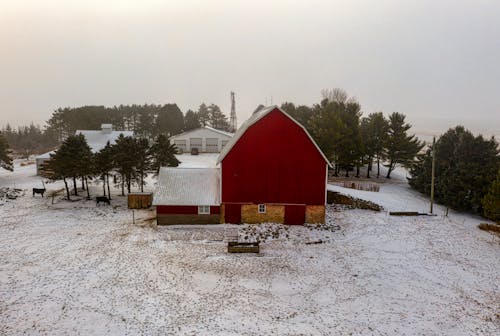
[170, 128, 232, 153]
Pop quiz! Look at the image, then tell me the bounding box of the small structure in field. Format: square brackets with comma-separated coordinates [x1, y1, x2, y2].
[153, 167, 221, 224]
[128, 192, 153, 209]
[227, 241, 260, 253]
[169, 126, 233, 154]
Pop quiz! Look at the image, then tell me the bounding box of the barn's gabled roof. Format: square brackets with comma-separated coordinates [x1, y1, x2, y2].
[169, 126, 233, 140]
[217, 106, 332, 166]
[153, 167, 220, 206]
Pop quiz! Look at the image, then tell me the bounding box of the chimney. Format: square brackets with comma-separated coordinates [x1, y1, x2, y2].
[101, 124, 113, 134]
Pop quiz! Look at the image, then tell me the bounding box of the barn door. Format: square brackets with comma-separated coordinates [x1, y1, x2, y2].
[284, 204, 306, 225]
[224, 204, 241, 224]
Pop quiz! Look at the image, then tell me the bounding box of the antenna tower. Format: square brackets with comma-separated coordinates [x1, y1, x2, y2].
[230, 91, 237, 132]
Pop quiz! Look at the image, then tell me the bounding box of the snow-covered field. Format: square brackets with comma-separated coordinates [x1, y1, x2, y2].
[0, 161, 499, 335]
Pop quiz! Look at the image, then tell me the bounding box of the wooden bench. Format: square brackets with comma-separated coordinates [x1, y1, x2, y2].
[227, 241, 260, 253]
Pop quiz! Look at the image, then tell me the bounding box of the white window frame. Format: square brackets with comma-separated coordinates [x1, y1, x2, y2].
[198, 205, 210, 215]
[258, 204, 266, 213]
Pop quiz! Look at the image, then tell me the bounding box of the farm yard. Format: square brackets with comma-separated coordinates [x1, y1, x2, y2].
[0, 160, 499, 335]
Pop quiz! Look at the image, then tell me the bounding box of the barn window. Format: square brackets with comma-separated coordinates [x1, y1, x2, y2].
[258, 204, 266, 213]
[198, 205, 210, 214]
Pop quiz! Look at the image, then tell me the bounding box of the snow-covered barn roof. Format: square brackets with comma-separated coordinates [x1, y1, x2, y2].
[169, 126, 233, 140]
[217, 106, 332, 166]
[153, 167, 220, 206]
[75, 129, 133, 153]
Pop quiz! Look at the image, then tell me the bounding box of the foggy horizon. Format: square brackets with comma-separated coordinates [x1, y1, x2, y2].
[1, 0, 499, 138]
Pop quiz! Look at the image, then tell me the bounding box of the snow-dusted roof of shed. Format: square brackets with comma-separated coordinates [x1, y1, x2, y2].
[169, 126, 233, 140]
[36, 150, 56, 159]
[217, 106, 332, 166]
[75, 129, 133, 153]
[153, 167, 220, 206]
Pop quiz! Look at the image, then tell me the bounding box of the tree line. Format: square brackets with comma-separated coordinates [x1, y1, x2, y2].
[409, 126, 499, 219]
[44, 133, 180, 200]
[1, 102, 232, 157]
[280, 89, 424, 178]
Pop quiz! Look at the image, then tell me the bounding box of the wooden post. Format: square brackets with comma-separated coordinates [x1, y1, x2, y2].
[430, 136, 436, 214]
[132, 210, 135, 225]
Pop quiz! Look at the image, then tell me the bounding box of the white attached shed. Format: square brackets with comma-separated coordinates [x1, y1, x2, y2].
[169, 126, 233, 153]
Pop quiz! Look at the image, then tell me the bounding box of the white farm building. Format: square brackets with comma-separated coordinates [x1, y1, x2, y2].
[169, 126, 233, 153]
[35, 124, 133, 175]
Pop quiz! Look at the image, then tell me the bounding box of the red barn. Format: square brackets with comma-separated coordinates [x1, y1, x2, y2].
[217, 106, 331, 225]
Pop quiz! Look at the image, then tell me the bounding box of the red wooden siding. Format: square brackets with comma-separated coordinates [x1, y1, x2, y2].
[221, 109, 327, 205]
[224, 204, 242, 224]
[157, 205, 220, 215]
[284, 204, 306, 225]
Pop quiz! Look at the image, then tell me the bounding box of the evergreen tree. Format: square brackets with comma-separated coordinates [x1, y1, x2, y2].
[482, 170, 500, 223]
[409, 126, 499, 214]
[0, 133, 13, 171]
[156, 104, 184, 136]
[112, 134, 137, 195]
[184, 109, 201, 131]
[197, 103, 210, 126]
[308, 97, 362, 176]
[46, 134, 92, 199]
[280, 102, 313, 129]
[384, 112, 423, 178]
[94, 141, 114, 198]
[207, 104, 230, 131]
[360, 112, 389, 178]
[149, 134, 180, 174]
[134, 138, 151, 192]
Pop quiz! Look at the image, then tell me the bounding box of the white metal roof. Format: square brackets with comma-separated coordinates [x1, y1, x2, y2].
[75, 129, 134, 153]
[217, 106, 332, 166]
[169, 126, 233, 140]
[153, 167, 220, 206]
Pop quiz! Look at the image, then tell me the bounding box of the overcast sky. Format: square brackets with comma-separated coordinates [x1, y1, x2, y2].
[1, 0, 499, 137]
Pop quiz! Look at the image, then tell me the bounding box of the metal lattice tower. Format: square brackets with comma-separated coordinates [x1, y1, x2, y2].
[229, 91, 237, 132]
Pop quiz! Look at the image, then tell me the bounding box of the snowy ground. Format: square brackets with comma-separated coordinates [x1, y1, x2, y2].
[0, 162, 499, 335]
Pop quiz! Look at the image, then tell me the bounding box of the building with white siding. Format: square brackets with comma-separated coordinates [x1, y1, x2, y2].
[169, 126, 233, 153]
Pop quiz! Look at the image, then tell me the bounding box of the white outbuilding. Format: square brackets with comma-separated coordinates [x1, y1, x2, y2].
[169, 126, 233, 153]
[35, 124, 133, 175]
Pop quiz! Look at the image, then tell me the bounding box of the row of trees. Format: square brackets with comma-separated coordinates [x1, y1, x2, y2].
[409, 126, 499, 218]
[280, 89, 423, 178]
[45, 134, 180, 200]
[1, 124, 58, 158]
[45, 103, 232, 143]
[1, 103, 233, 157]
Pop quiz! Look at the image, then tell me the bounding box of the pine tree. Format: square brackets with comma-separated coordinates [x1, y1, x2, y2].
[134, 138, 151, 192]
[308, 97, 362, 176]
[360, 112, 389, 178]
[482, 170, 500, 223]
[184, 110, 201, 131]
[149, 134, 180, 174]
[409, 126, 499, 214]
[94, 141, 114, 198]
[0, 133, 13, 171]
[384, 112, 423, 178]
[46, 134, 92, 200]
[207, 104, 230, 131]
[112, 134, 137, 195]
[198, 103, 210, 126]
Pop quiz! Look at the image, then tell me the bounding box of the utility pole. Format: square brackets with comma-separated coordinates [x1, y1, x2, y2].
[229, 92, 237, 132]
[430, 136, 436, 214]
